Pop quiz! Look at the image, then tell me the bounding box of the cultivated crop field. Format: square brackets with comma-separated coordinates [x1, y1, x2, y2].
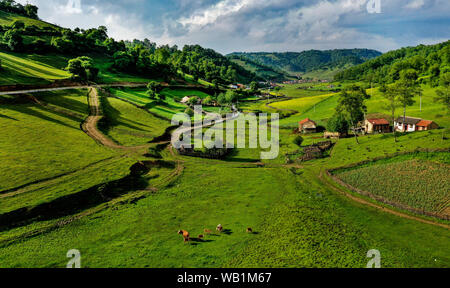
[335, 155, 450, 217]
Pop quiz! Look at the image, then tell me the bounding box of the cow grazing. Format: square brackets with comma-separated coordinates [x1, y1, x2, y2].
[198, 235, 204, 239]
[178, 230, 190, 243]
[216, 224, 223, 233]
[246, 228, 253, 233]
[204, 229, 212, 235]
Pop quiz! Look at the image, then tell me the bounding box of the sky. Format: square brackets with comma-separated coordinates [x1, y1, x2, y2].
[16, 0, 450, 54]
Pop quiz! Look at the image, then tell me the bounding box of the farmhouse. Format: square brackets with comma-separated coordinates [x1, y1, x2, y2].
[416, 120, 439, 131]
[394, 117, 439, 132]
[298, 118, 317, 134]
[180, 96, 191, 104]
[364, 118, 390, 134]
[394, 117, 422, 132]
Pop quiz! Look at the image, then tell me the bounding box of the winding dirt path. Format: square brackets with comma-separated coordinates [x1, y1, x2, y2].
[319, 170, 450, 230]
[81, 87, 149, 151]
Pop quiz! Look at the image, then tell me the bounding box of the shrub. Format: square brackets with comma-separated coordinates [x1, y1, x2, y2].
[293, 136, 304, 147]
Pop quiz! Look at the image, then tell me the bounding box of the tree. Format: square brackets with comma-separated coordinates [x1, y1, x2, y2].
[3, 29, 23, 51]
[11, 20, 25, 30]
[250, 81, 258, 92]
[147, 81, 162, 97]
[391, 69, 422, 132]
[203, 96, 213, 106]
[337, 85, 370, 144]
[435, 72, 450, 139]
[382, 84, 399, 142]
[24, 4, 39, 19]
[435, 72, 450, 112]
[187, 96, 200, 106]
[224, 90, 237, 105]
[293, 135, 304, 147]
[327, 113, 349, 135]
[66, 57, 97, 81]
[185, 107, 194, 117]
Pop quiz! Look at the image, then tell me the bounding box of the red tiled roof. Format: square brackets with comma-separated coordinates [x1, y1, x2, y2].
[367, 118, 389, 125]
[416, 120, 433, 127]
[299, 118, 315, 125]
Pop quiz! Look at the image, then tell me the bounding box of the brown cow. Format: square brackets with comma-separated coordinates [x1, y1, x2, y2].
[204, 229, 212, 235]
[178, 230, 190, 243]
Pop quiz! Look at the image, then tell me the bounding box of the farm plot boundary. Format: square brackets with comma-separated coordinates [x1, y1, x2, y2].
[327, 149, 450, 221]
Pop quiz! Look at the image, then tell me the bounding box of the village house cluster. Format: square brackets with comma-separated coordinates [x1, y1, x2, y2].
[297, 116, 440, 137]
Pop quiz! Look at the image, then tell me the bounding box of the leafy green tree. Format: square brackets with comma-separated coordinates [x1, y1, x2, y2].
[3, 29, 23, 51]
[225, 90, 237, 104]
[250, 81, 258, 91]
[217, 92, 226, 106]
[390, 69, 422, 132]
[293, 135, 304, 147]
[203, 96, 213, 106]
[66, 57, 97, 81]
[188, 96, 200, 106]
[185, 107, 194, 117]
[24, 4, 39, 19]
[11, 20, 25, 30]
[382, 84, 399, 142]
[327, 113, 349, 135]
[435, 72, 450, 112]
[337, 85, 370, 144]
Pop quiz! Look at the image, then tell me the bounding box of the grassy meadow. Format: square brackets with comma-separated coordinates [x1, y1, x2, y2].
[0, 76, 449, 268]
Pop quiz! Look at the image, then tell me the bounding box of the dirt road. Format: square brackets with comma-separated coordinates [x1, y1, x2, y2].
[81, 88, 149, 151]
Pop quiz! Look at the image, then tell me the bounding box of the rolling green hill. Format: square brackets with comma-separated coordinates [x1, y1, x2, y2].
[227, 54, 290, 81]
[335, 40, 450, 84]
[228, 49, 382, 79]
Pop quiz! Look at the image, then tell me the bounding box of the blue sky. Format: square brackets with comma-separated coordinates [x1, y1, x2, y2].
[17, 0, 450, 54]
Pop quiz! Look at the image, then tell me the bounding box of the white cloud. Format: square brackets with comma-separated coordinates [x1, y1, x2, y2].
[60, 0, 82, 15]
[405, 0, 425, 9]
[179, 0, 254, 27]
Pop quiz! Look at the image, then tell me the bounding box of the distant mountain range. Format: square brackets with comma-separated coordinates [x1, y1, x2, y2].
[227, 49, 382, 80]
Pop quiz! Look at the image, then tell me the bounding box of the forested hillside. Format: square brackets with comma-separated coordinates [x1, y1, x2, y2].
[335, 41, 450, 86]
[0, 0, 259, 85]
[227, 54, 291, 81]
[227, 49, 382, 76]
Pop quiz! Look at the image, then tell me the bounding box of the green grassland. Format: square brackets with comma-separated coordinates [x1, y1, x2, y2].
[0, 61, 449, 268]
[99, 95, 171, 146]
[265, 83, 449, 129]
[0, 117, 449, 267]
[109, 87, 210, 120]
[0, 52, 71, 85]
[0, 11, 57, 29]
[0, 89, 118, 192]
[0, 52, 160, 86]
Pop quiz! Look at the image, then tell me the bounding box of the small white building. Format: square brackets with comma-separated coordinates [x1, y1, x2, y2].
[394, 117, 421, 132]
[180, 96, 191, 104]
